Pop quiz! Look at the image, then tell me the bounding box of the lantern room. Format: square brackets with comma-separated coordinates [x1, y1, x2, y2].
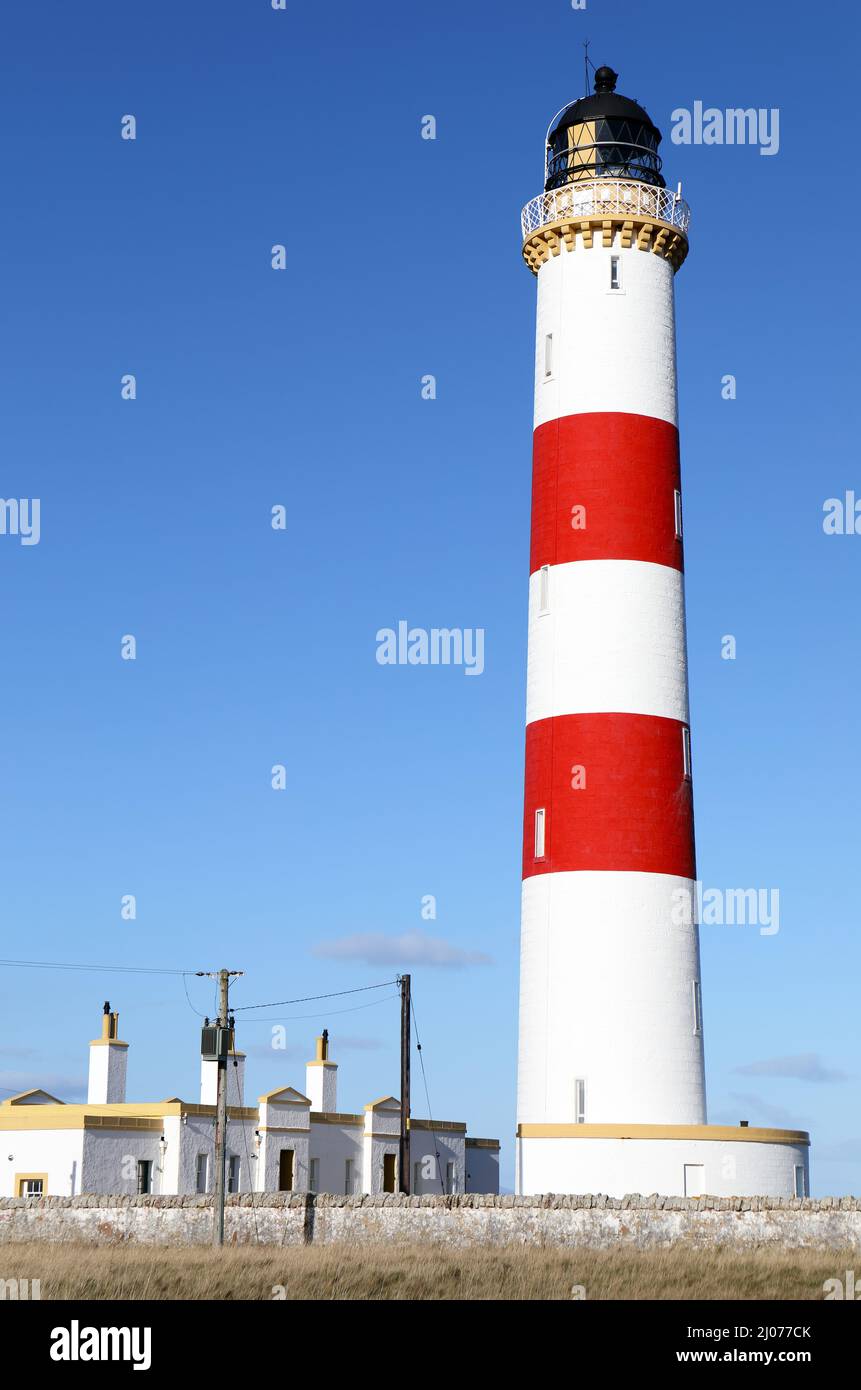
[544, 65, 665, 191]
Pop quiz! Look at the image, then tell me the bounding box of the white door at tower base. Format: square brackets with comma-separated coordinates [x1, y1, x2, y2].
[684, 1164, 705, 1197]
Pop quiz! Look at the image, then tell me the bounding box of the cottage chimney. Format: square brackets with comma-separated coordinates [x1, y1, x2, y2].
[87, 1001, 128, 1104]
[200, 1038, 246, 1108]
[305, 1030, 337, 1113]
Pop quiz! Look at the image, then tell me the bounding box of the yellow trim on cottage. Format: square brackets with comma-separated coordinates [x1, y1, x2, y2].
[15, 1172, 49, 1196]
[310, 1111, 363, 1127]
[0, 1100, 258, 1132]
[364, 1096, 400, 1111]
[258, 1086, 312, 1105]
[1, 1088, 66, 1106]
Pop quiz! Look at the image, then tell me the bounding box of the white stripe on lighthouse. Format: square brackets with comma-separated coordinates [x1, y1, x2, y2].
[525, 559, 690, 725]
[534, 244, 679, 429]
[517, 870, 706, 1126]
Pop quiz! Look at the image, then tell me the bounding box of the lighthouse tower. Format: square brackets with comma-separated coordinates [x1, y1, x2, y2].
[515, 67, 810, 1198]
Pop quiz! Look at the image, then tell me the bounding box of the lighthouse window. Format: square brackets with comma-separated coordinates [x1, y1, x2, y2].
[610, 256, 621, 290]
[794, 1166, 806, 1199]
[544, 333, 553, 378]
[692, 980, 703, 1036]
[538, 564, 550, 614]
[674, 488, 683, 540]
[574, 1079, 586, 1124]
[682, 726, 692, 779]
[534, 808, 546, 859]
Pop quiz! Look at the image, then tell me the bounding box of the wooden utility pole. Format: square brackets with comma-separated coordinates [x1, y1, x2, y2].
[207, 967, 245, 1247]
[398, 974, 411, 1194]
[212, 968, 230, 1246]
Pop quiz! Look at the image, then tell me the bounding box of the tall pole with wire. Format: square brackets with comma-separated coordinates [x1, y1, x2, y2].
[212, 968, 230, 1246]
[208, 968, 246, 1247]
[398, 973, 410, 1194]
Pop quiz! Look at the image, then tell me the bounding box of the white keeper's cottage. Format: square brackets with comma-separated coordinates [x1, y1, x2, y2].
[0, 1007, 499, 1199]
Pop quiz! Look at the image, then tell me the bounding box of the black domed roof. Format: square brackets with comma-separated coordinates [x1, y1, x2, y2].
[547, 67, 661, 144]
[544, 66, 665, 192]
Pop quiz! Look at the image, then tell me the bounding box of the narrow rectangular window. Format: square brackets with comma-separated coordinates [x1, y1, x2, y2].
[538, 563, 550, 614]
[136, 1159, 152, 1195]
[674, 488, 683, 540]
[227, 1155, 240, 1194]
[692, 979, 703, 1036]
[794, 1165, 806, 1199]
[344, 1158, 354, 1195]
[610, 255, 621, 289]
[309, 1157, 320, 1193]
[413, 1160, 422, 1194]
[684, 1163, 705, 1197]
[574, 1078, 586, 1124]
[279, 1149, 294, 1192]
[195, 1153, 209, 1194]
[382, 1153, 397, 1193]
[682, 726, 692, 780]
[446, 1161, 456, 1194]
[534, 807, 546, 860]
[544, 333, 553, 378]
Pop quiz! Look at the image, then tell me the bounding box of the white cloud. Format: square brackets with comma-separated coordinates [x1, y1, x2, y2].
[313, 930, 492, 969]
[733, 1053, 848, 1084]
[724, 1090, 811, 1130]
[0, 1071, 86, 1101]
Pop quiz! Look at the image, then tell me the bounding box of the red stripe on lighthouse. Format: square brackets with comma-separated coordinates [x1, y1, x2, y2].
[530, 412, 683, 574]
[522, 712, 695, 878]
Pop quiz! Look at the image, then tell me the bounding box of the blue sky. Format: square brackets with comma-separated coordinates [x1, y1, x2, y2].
[0, 0, 858, 1194]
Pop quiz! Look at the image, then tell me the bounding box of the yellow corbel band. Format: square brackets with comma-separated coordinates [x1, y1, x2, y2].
[523, 214, 688, 275]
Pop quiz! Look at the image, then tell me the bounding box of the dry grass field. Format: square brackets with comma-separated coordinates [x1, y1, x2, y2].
[0, 1240, 852, 1300]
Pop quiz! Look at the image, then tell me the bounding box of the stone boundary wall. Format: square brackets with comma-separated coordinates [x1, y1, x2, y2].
[1, 1194, 861, 1250]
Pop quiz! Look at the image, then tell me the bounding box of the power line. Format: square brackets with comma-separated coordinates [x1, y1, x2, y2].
[233, 994, 400, 1024]
[0, 961, 399, 1011]
[0, 958, 193, 976]
[410, 994, 446, 1195]
[0, 959, 400, 1027]
[233, 1053, 260, 1246]
[183, 974, 210, 1018]
[231, 980, 398, 1013]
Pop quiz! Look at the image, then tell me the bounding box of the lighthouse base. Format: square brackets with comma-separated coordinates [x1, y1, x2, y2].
[516, 1125, 810, 1199]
